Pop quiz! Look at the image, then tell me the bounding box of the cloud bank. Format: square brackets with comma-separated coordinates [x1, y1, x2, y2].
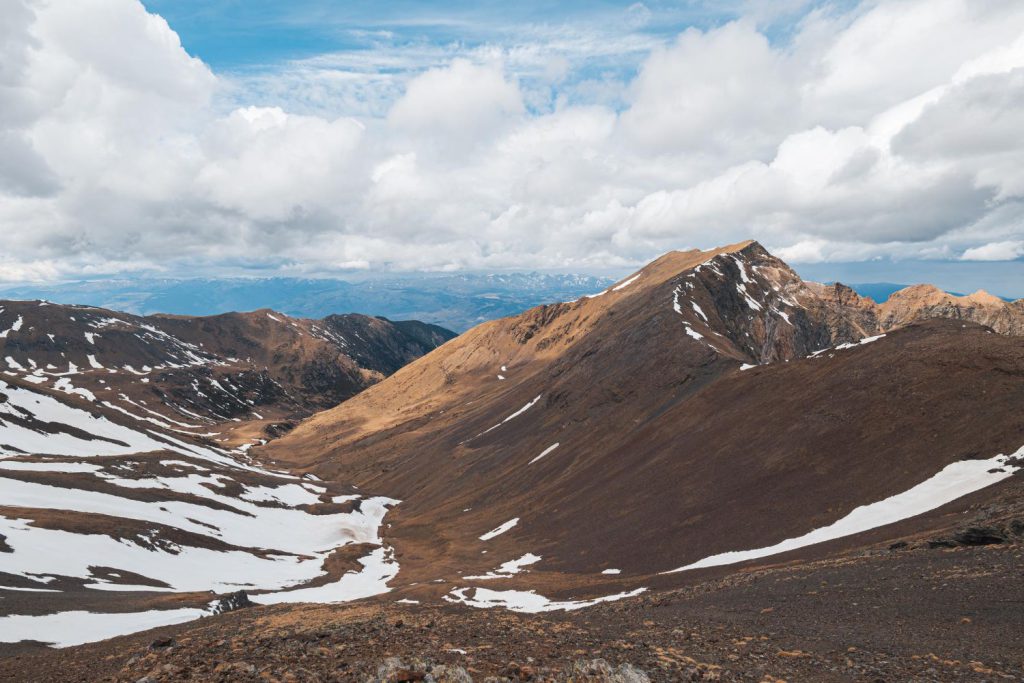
[1, 0, 1023, 280]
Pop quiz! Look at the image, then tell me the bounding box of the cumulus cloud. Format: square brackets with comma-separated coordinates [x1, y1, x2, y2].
[961, 241, 1024, 261]
[388, 59, 524, 149]
[0, 0, 1022, 282]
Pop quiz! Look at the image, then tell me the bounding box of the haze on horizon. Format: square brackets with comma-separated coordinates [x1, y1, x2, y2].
[0, 0, 1022, 297]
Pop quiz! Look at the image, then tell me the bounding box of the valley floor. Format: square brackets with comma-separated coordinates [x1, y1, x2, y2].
[2, 537, 1022, 682]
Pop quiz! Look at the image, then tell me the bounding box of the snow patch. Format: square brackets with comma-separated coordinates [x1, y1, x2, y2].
[480, 518, 519, 541]
[0, 608, 207, 648]
[465, 553, 541, 580]
[479, 395, 542, 437]
[444, 586, 647, 613]
[611, 273, 641, 291]
[529, 443, 560, 465]
[665, 446, 1022, 574]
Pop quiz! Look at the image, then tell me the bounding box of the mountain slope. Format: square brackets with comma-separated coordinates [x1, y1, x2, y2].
[0, 302, 455, 447]
[260, 240, 1024, 597]
[0, 303, 453, 649]
[1, 241, 1022, 677]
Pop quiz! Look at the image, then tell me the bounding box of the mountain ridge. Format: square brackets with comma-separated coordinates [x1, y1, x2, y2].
[1, 240, 1022, 681]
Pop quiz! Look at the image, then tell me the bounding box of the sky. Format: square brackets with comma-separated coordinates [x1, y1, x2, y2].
[0, 0, 1022, 295]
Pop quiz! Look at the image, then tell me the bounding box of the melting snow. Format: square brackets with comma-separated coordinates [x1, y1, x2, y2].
[0, 316, 24, 339]
[479, 395, 542, 436]
[53, 377, 97, 402]
[444, 586, 647, 613]
[480, 518, 519, 541]
[736, 283, 763, 311]
[665, 446, 1022, 574]
[835, 334, 886, 350]
[611, 273, 641, 291]
[529, 443, 560, 465]
[254, 546, 399, 605]
[0, 379, 183, 458]
[0, 474, 399, 595]
[465, 553, 542, 580]
[240, 483, 324, 506]
[0, 608, 207, 648]
[601, 569, 621, 575]
[0, 460, 102, 474]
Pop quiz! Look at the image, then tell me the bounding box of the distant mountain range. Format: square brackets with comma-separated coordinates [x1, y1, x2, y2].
[2, 275, 1015, 335]
[0, 274, 615, 333]
[841, 281, 1014, 304]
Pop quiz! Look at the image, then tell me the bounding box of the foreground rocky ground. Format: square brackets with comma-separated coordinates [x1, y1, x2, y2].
[3, 532, 1022, 682]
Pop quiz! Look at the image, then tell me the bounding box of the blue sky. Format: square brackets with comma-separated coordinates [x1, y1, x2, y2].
[139, 0, 844, 120]
[141, 1, 745, 69]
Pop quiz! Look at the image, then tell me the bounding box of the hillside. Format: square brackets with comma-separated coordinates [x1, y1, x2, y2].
[257, 240, 1023, 593]
[1, 241, 1022, 681]
[0, 302, 455, 448]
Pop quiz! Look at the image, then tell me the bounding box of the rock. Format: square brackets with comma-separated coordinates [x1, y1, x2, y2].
[374, 658, 428, 683]
[149, 637, 175, 650]
[211, 590, 254, 614]
[569, 659, 651, 682]
[429, 666, 473, 683]
[952, 526, 1007, 546]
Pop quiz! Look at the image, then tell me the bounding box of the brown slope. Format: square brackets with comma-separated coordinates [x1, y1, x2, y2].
[260, 240, 761, 465]
[0, 301, 454, 446]
[879, 284, 1024, 334]
[259, 241, 1024, 593]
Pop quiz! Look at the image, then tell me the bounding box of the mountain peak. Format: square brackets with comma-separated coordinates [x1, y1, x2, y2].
[965, 289, 1006, 306]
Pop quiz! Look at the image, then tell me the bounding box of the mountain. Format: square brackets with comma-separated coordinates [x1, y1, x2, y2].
[258, 240, 1023, 584]
[0, 302, 454, 441]
[0, 273, 616, 333]
[1, 241, 1022, 681]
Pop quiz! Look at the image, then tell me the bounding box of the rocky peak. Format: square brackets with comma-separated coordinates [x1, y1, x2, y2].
[879, 284, 1022, 335]
[655, 241, 1022, 367]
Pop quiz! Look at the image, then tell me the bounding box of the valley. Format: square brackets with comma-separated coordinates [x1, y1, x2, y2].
[1, 241, 1022, 681]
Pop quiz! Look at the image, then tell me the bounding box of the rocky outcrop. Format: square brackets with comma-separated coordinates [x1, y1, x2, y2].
[878, 285, 1024, 335]
[664, 241, 1022, 367]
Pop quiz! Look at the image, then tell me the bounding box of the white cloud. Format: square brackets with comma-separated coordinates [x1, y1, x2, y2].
[961, 241, 1024, 261]
[197, 107, 365, 221]
[388, 59, 524, 152]
[0, 0, 1022, 278]
[619, 21, 794, 161]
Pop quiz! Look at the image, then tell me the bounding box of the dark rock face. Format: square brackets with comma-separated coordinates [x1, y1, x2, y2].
[323, 315, 456, 376]
[952, 526, 1008, 546]
[211, 590, 254, 615]
[929, 526, 1011, 548]
[0, 533, 11, 553]
[148, 637, 175, 650]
